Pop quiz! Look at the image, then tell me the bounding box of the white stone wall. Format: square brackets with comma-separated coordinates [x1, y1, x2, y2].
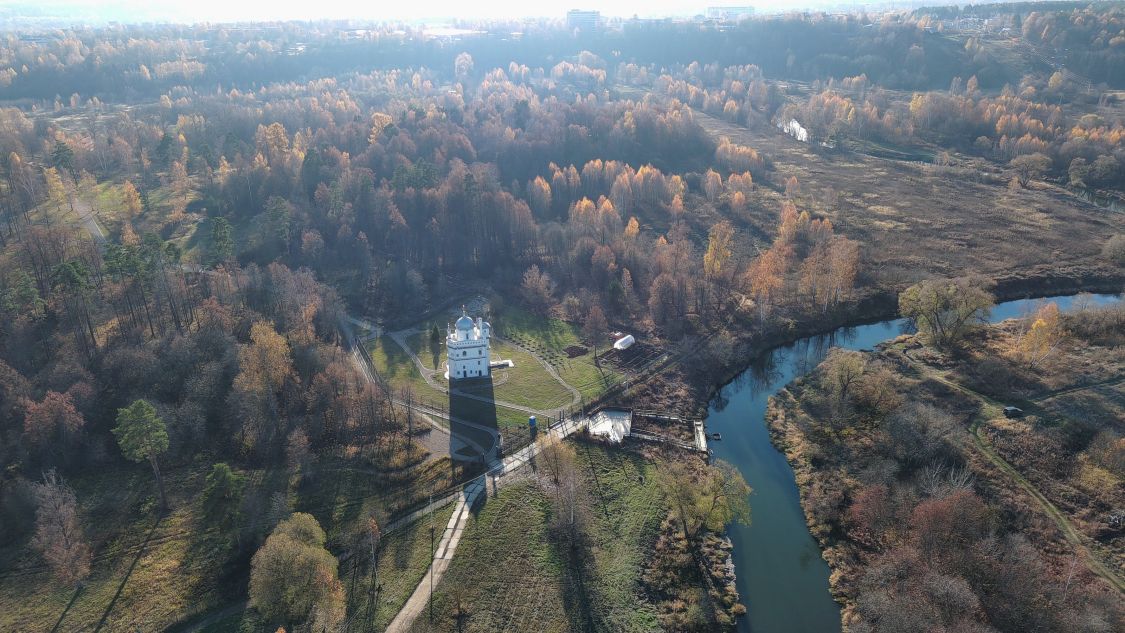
[448, 338, 489, 379]
[447, 315, 491, 379]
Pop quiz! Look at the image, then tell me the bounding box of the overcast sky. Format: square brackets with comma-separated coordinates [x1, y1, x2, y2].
[11, 0, 869, 24]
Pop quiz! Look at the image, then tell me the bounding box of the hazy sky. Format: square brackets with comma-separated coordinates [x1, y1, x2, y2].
[164, 0, 714, 20]
[15, 0, 845, 24]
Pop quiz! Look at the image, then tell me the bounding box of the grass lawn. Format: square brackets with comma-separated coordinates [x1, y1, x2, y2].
[406, 331, 444, 371]
[0, 449, 457, 633]
[295, 455, 456, 543]
[0, 463, 242, 633]
[359, 503, 458, 632]
[367, 336, 445, 409]
[367, 335, 546, 454]
[382, 333, 578, 413]
[495, 304, 626, 402]
[196, 504, 457, 633]
[402, 330, 575, 408]
[386, 303, 628, 411]
[457, 340, 575, 410]
[447, 392, 538, 455]
[412, 441, 665, 633]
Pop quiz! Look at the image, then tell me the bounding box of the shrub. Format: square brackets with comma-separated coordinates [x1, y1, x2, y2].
[1103, 234, 1125, 265]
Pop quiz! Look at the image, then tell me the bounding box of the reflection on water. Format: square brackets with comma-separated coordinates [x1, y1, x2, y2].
[710, 292, 1121, 633]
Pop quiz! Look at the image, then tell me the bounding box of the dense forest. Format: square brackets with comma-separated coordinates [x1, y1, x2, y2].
[1, 2, 1124, 632]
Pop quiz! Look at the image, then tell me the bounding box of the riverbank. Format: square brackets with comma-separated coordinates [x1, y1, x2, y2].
[763, 296, 1125, 630]
[624, 272, 1122, 632]
[633, 266, 1125, 422]
[408, 439, 746, 632]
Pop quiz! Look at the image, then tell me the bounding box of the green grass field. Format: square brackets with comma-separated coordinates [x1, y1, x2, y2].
[459, 340, 575, 410]
[0, 463, 243, 633]
[196, 504, 457, 633]
[379, 333, 577, 413]
[412, 441, 665, 633]
[495, 305, 626, 402]
[0, 452, 457, 633]
[372, 302, 626, 415]
[367, 336, 446, 409]
[405, 331, 444, 371]
[365, 335, 542, 453]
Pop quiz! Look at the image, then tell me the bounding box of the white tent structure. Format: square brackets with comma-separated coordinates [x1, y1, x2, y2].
[588, 409, 632, 443]
[613, 334, 635, 350]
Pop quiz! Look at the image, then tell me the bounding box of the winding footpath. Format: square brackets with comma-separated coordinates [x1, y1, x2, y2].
[902, 358, 1125, 594]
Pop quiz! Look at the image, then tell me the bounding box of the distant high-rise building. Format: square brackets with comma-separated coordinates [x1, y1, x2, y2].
[567, 9, 601, 31]
[706, 6, 756, 21]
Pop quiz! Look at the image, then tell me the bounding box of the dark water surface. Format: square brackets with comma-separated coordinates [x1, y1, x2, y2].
[707, 292, 1122, 633]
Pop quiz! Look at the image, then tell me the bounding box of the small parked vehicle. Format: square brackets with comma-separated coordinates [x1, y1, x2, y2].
[1003, 406, 1025, 419]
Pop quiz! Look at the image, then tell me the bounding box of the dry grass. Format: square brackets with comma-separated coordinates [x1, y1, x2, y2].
[410, 442, 665, 633]
[691, 110, 1125, 289]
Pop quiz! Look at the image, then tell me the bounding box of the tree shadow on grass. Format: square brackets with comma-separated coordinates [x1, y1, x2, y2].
[549, 498, 602, 633]
[92, 512, 163, 633]
[49, 584, 84, 633]
[560, 540, 599, 632]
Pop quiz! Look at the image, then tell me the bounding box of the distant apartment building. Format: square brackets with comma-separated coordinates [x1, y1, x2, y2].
[567, 9, 601, 31]
[706, 6, 756, 21]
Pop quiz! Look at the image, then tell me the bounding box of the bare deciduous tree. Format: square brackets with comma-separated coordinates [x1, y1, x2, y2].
[31, 470, 91, 586]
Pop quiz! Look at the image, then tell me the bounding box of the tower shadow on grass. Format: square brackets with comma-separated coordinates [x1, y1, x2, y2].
[448, 375, 500, 497]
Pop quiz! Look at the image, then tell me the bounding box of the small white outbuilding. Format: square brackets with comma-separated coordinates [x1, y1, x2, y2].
[613, 334, 635, 350]
[780, 118, 809, 143]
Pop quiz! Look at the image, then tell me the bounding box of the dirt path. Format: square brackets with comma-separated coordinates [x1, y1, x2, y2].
[384, 414, 589, 633]
[1029, 374, 1125, 403]
[905, 361, 1125, 594]
[67, 196, 107, 244]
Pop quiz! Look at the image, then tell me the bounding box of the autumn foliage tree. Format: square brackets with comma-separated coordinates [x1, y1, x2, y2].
[702, 220, 736, 311]
[743, 247, 785, 321]
[22, 390, 85, 455]
[1009, 153, 1051, 187]
[122, 180, 143, 219]
[232, 321, 295, 453]
[899, 278, 993, 348]
[31, 470, 92, 586]
[249, 512, 344, 630]
[1012, 302, 1067, 367]
[583, 304, 609, 354]
[660, 459, 751, 545]
[520, 265, 556, 316]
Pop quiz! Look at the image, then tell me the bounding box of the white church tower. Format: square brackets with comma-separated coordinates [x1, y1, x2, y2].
[445, 306, 491, 380]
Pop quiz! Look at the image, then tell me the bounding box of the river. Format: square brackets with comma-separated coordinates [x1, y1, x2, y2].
[706, 292, 1123, 633]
